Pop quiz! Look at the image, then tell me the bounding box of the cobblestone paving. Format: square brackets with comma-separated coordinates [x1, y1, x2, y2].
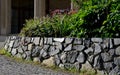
[0, 55, 76, 75]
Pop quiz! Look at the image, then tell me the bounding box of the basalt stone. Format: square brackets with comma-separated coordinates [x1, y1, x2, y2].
[28, 43, 35, 51]
[104, 62, 114, 73]
[34, 37, 40, 45]
[88, 55, 94, 64]
[13, 40, 19, 48]
[11, 48, 18, 56]
[114, 57, 120, 66]
[25, 51, 32, 60]
[74, 62, 81, 71]
[91, 38, 103, 43]
[94, 43, 102, 55]
[64, 44, 72, 51]
[43, 45, 50, 51]
[73, 45, 85, 51]
[44, 38, 48, 44]
[73, 38, 82, 45]
[40, 38, 44, 46]
[42, 57, 55, 67]
[115, 46, 120, 56]
[32, 46, 41, 57]
[101, 38, 109, 49]
[76, 52, 86, 64]
[33, 57, 41, 63]
[110, 39, 113, 48]
[49, 46, 60, 56]
[53, 42, 62, 50]
[60, 52, 67, 63]
[108, 49, 115, 57]
[101, 53, 112, 62]
[114, 38, 120, 46]
[54, 55, 61, 65]
[53, 38, 64, 42]
[59, 64, 65, 69]
[22, 53, 27, 59]
[93, 55, 103, 70]
[83, 38, 91, 47]
[31, 38, 34, 42]
[84, 47, 94, 56]
[39, 49, 48, 58]
[18, 46, 24, 54]
[9, 41, 14, 48]
[109, 66, 120, 75]
[47, 38, 53, 45]
[25, 37, 31, 44]
[66, 51, 78, 64]
[22, 45, 28, 51]
[65, 38, 74, 44]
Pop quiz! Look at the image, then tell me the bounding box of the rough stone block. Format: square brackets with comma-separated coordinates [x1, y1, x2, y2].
[9, 41, 14, 48]
[64, 44, 72, 51]
[34, 37, 40, 45]
[65, 38, 74, 44]
[28, 43, 35, 51]
[84, 47, 94, 56]
[11, 48, 18, 56]
[18, 46, 24, 54]
[73, 38, 82, 44]
[33, 57, 41, 63]
[60, 52, 67, 63]
[114, 38, 120, 46]
[13, 40, 19, 48]
[103, 62, 114, 73]
[42, 57, 55, 67]
[47, 38, 53, 44]
[39, 49, 48, 58]
[74, 62, 81, 71]
[66, 51, 78, 63]
[54, 55, 61, 65]
[114, 57, 120, 66]
[22, 45, 28, 51]
[59, 64, 65, 69]
[93, 43, 102, 55]
[101, 53, 112, 62]
[73, 45, 85, 51]
[53, 38, 64, 42]
[76, 52, 86, 64]
[91, 38, 103, 43]
[83, 38, 91, 47]
[109, 66, 120, 75]
[115, 46, 120, 56]
[49, 46, 60, 56]
[93, 55, 103, 70]
[53, 42, 62, 50]
[32, 46, 41, 57]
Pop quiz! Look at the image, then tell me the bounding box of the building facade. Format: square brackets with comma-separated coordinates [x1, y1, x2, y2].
[0, 0, 71, 35]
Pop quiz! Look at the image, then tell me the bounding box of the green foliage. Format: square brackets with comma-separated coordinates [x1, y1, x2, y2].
[20, 15, 73, 37]
[20, 0, 120, 38]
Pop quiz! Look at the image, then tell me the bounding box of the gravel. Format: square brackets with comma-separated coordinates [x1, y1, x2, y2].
[0, 55, 76, 75]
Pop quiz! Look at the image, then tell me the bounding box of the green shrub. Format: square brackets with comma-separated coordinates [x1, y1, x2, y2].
[20, 15, 73, 37]
[20, 0, 120, 38]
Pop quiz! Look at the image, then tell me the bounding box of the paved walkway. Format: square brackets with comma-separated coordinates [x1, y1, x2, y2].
[0, 55, 75, 75]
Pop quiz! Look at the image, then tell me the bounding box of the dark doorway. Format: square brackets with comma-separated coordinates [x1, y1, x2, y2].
[11, 0, 34, 34]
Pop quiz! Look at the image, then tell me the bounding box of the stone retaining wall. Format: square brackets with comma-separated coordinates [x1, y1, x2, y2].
[4, 36, 120, 75]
